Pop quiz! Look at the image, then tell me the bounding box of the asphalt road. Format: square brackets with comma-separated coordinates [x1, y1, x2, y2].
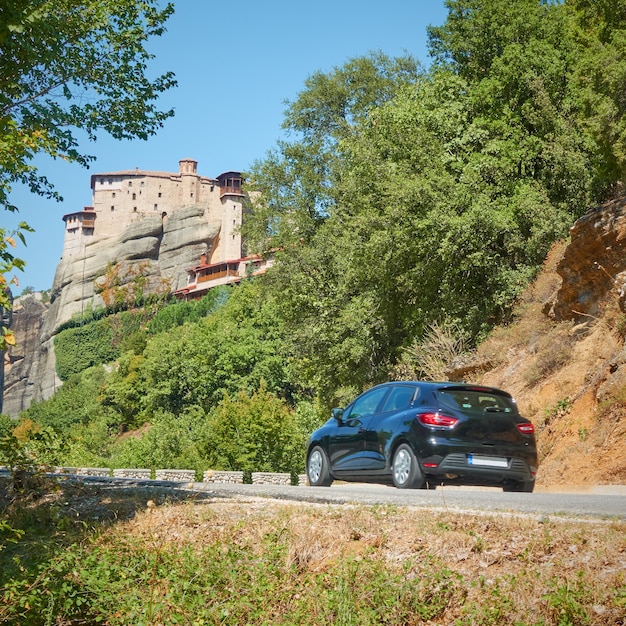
[3, 471, 622, 520]
[181, 481, 626, 521]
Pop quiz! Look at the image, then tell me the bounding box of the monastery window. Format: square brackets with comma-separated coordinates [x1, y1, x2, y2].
[154, 204, 158, 210]
[99, 178, 104, 185]
[158, 192, 162, 198]
[133, 207, 137, 212]
[129, 181, 132, 187]
[112, 192, 116, 198]
[190, 192, 194, 198]
[111, 206, 115, 211]
[132, 193, 136, 200]
[140, 181, 144, 187]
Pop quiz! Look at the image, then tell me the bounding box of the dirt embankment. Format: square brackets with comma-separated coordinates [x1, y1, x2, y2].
[469, 195, 626, 487]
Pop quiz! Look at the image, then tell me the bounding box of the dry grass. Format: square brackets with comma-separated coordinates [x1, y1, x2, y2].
[2, 481, 624, 624]
[117, 495, 626, 624]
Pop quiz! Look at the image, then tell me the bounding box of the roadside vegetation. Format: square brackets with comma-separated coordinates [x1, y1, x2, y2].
[0, 482, 624, 625]
[4, 0, 626, 480]
[2, 2, 626, 620]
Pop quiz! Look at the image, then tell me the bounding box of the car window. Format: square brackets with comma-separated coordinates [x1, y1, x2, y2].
[381, 386, 416, 412]
[437, 389, 517, 414]
[346, 387, 389, 420]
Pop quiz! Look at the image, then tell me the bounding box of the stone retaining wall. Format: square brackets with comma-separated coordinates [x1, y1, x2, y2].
[251, 472, 291, 485]
[113, 469, 152, 480]
[203, 470, 244, 483]
[44, 467, 303, 486]
[155, 469, 196, 482]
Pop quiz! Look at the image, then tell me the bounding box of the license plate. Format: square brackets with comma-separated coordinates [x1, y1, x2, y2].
[467, 455, 508, 468]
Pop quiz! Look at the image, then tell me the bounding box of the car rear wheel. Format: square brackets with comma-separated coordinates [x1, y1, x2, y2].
[307, 446, 333, 487]
[392, 444, 424, 489]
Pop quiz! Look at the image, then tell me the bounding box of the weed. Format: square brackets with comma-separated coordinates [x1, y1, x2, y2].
[0, 486, 624, 625]
[542, 573, 592, 626]
[543, 398, 572, 425]
[614, 313, 626, 341]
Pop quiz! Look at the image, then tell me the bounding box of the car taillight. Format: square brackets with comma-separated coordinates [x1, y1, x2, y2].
[516, 422, 535, 435]
[418, 412, 459, 428]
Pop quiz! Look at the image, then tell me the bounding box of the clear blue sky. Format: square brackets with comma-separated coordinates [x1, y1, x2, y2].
[6, 0, 448, 293]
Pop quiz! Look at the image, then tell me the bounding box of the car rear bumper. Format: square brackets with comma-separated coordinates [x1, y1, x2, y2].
[422, 452, 536, 485]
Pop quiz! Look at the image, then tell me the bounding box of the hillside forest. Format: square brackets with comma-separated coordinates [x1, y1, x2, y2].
[2, 0, 626, 480]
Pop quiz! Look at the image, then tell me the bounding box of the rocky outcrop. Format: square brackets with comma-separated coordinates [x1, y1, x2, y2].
[2, 294, 56, 416]
[546, 192, 626, 321]
[2, 205, 223, 416]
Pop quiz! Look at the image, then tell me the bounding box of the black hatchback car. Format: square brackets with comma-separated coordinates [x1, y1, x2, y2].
[306, 382, 538, 492]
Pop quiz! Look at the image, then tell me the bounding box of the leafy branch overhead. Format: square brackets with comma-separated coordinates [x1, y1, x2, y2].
[0, 0, 176, 212]
[0, 0, 176, 347]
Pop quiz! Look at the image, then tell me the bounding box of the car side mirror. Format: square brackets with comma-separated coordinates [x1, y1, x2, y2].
[331, 408, 344, 423]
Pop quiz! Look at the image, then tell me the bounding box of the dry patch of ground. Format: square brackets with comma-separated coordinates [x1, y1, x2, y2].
[475, 241, 626, 488]
[2, 481, 624, 625]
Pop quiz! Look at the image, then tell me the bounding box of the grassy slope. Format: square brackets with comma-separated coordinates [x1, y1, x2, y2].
[0, 481, 624, 625]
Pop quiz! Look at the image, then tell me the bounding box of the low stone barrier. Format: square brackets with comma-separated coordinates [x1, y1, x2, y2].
[203, 470, 243, 484]
[298, 474, 308, 486]
[155, 469, 196, 482]
[76, 467, 112, 477]
[113, 468, 152, 480]
[40, 467, 307, 486]
[251, 472, 291, 486]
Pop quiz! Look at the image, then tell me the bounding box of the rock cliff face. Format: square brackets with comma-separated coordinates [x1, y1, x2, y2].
[3, 294, 53, 416]
[33, 205, 221, 404]
[3, 205, 225, 416]
[545, 191, 626, 321]
[2, 160, 244, 417]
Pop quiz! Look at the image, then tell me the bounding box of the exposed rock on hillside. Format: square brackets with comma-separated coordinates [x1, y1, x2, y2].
[475, 195, 626, 486]
[545, 191, 626, 321]
[3, 294, 54, 416]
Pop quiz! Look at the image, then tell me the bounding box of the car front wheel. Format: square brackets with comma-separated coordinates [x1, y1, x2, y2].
[307, 446, 333, 487]
[391, 444, 424, 489]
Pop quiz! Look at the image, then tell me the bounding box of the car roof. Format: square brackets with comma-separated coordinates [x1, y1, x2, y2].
[372, 381, 513, 398]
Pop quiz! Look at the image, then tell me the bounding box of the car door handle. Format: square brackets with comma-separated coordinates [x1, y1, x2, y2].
[358, 427, 367, 433]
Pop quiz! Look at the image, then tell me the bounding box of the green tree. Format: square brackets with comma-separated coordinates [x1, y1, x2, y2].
[245, 2, 626, 404]
[21, 366, 111, 432]
[243, 52, 423, 252]
[205, 383, 304, 476]
[110, 406, 210, 475]
[0, 0, 176, 344]
[141, 280, 293, 416]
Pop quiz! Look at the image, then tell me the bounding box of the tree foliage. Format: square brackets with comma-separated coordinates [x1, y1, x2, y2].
[140, 281, 291, 415]
[205, 383, 304, 476]
[245, 0, 626, 405]
[0, 0, 176, 211]
[0, 0, 176, 345]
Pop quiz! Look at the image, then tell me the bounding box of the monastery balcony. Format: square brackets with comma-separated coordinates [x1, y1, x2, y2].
[220, 184, 244, 197]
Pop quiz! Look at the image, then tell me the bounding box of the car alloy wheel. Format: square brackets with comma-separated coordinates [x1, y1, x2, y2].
[307, 446, 333, 487]
[392, 443, 424, 489]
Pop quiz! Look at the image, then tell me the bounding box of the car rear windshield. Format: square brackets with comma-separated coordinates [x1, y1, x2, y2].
[437, 388, 518, 414]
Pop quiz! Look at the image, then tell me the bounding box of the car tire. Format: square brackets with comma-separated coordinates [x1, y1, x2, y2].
[307, 446, 333, 487]
[391, 444, 424, 489]
[503, 480, 534, 493]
